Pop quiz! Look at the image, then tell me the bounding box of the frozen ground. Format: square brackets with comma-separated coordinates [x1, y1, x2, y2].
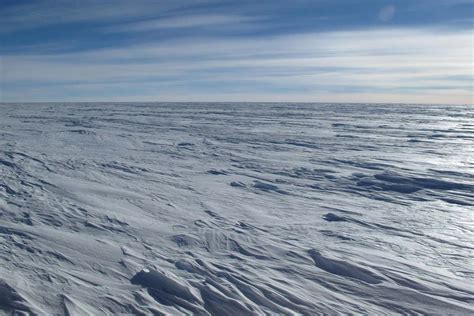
[0, 102, 473, 315]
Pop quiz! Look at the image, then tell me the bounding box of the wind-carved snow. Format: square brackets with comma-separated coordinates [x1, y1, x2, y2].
[0, 103, 472, 315]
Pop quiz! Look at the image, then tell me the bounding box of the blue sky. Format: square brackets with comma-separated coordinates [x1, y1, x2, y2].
[1, 0, 472, 104]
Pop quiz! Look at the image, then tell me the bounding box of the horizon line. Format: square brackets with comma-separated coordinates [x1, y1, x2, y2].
[1, 101, 472, 106]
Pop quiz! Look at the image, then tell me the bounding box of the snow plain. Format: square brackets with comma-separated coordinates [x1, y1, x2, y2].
[0, 102, 473, 315]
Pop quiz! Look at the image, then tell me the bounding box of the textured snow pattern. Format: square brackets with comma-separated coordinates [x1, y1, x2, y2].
[0, 103, 473, 315]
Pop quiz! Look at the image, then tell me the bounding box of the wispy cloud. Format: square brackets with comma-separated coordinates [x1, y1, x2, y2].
[105, 14, 261, 33]
[1, 0, 473, 103]
[2, 28, 472, 104]
[0, 0, 211, 33]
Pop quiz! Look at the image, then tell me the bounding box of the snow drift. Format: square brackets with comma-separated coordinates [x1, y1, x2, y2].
[0, 102, 472, 315]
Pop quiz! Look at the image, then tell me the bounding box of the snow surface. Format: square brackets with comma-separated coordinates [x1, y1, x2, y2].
[0, 102, 473, 315]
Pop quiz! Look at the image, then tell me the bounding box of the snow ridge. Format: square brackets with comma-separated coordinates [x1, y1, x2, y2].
[0, 103, 472, 315]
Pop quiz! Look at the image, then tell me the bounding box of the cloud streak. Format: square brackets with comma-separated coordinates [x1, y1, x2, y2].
[104, 14, 261, 33]
[0, 0, 472, 103]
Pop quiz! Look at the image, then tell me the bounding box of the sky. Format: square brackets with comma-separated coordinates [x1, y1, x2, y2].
[0, 0, 473, 104]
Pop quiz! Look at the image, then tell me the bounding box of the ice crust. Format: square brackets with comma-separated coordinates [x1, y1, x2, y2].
[0, 102, 473, 315]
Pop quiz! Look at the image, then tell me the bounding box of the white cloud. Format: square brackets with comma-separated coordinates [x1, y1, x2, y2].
[2, 28, 473, 104]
